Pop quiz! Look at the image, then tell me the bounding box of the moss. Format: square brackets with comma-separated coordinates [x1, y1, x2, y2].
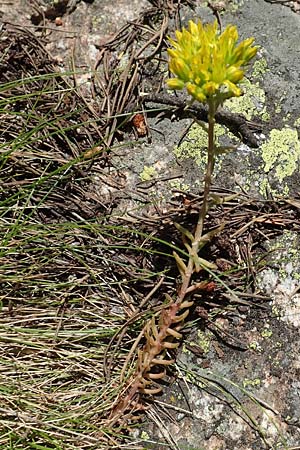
[261, 127, 300, 183]
[139, 165, 157, 181]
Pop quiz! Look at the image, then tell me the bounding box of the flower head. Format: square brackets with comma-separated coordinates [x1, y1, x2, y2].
[167, 20, 258, 104]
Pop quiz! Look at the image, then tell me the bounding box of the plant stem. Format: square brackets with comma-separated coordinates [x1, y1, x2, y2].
[176, 99, 217, 304]
[194, 99, 216, 242]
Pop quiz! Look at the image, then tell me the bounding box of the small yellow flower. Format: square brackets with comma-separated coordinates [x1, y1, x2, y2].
[167, 20, 258, 104]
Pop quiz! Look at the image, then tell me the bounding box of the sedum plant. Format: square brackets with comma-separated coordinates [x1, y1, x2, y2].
[166, 19, 258, 303]
[109, 19, 257, 429]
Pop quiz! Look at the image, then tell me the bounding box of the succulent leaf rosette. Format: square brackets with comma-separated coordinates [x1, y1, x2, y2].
[167, 20, 258, 105]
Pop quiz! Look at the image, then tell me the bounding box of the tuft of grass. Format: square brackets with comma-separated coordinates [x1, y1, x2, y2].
[0, 32, 168, 447]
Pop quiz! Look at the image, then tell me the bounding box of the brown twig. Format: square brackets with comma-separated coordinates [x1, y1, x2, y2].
[144, 92, 262, 147]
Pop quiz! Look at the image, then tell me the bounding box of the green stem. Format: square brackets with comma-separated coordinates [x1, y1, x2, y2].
[176, 99, 217, 305]
[194, 98, 216, 242]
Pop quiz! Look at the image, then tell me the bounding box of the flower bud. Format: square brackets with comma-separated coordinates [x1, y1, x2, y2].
[167, 19, 257, 104]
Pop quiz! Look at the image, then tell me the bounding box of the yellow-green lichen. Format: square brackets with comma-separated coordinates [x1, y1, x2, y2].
[169, 179, 190, 192]
[139, 165, 157, 181]
[271, 306, 280, 318]
[259, 177, 290, 197]
[227, 0, 244, 12]
[140, 431, 150, 440]
[261, 326, 273, 338]
[248, 341, 263, 352]
[236, 164, 260, 193]
[243, 378, 261, 388]
[293, 117, 300, 128]
[265, 231, 300, 277]
[261, 127, 300, 183]
[174, 123, 227, 170]
[226, 78, 267, 121]
[168, 393, 182, 404]
[269, 356, 280, 367]
[252, 57, 269, 80]
[259, 178, 271, 197]
[182, 343, 192, 354]
[197, 330, 211, 354]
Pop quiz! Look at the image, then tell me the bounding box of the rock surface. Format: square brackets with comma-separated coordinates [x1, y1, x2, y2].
[1, 1, 300, 449]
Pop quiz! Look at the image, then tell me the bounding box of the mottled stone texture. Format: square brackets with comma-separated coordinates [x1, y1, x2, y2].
[1, 0, 299, 448]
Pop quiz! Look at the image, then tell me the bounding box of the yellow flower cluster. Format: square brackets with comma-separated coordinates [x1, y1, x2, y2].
[167, 20, 258, 104]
